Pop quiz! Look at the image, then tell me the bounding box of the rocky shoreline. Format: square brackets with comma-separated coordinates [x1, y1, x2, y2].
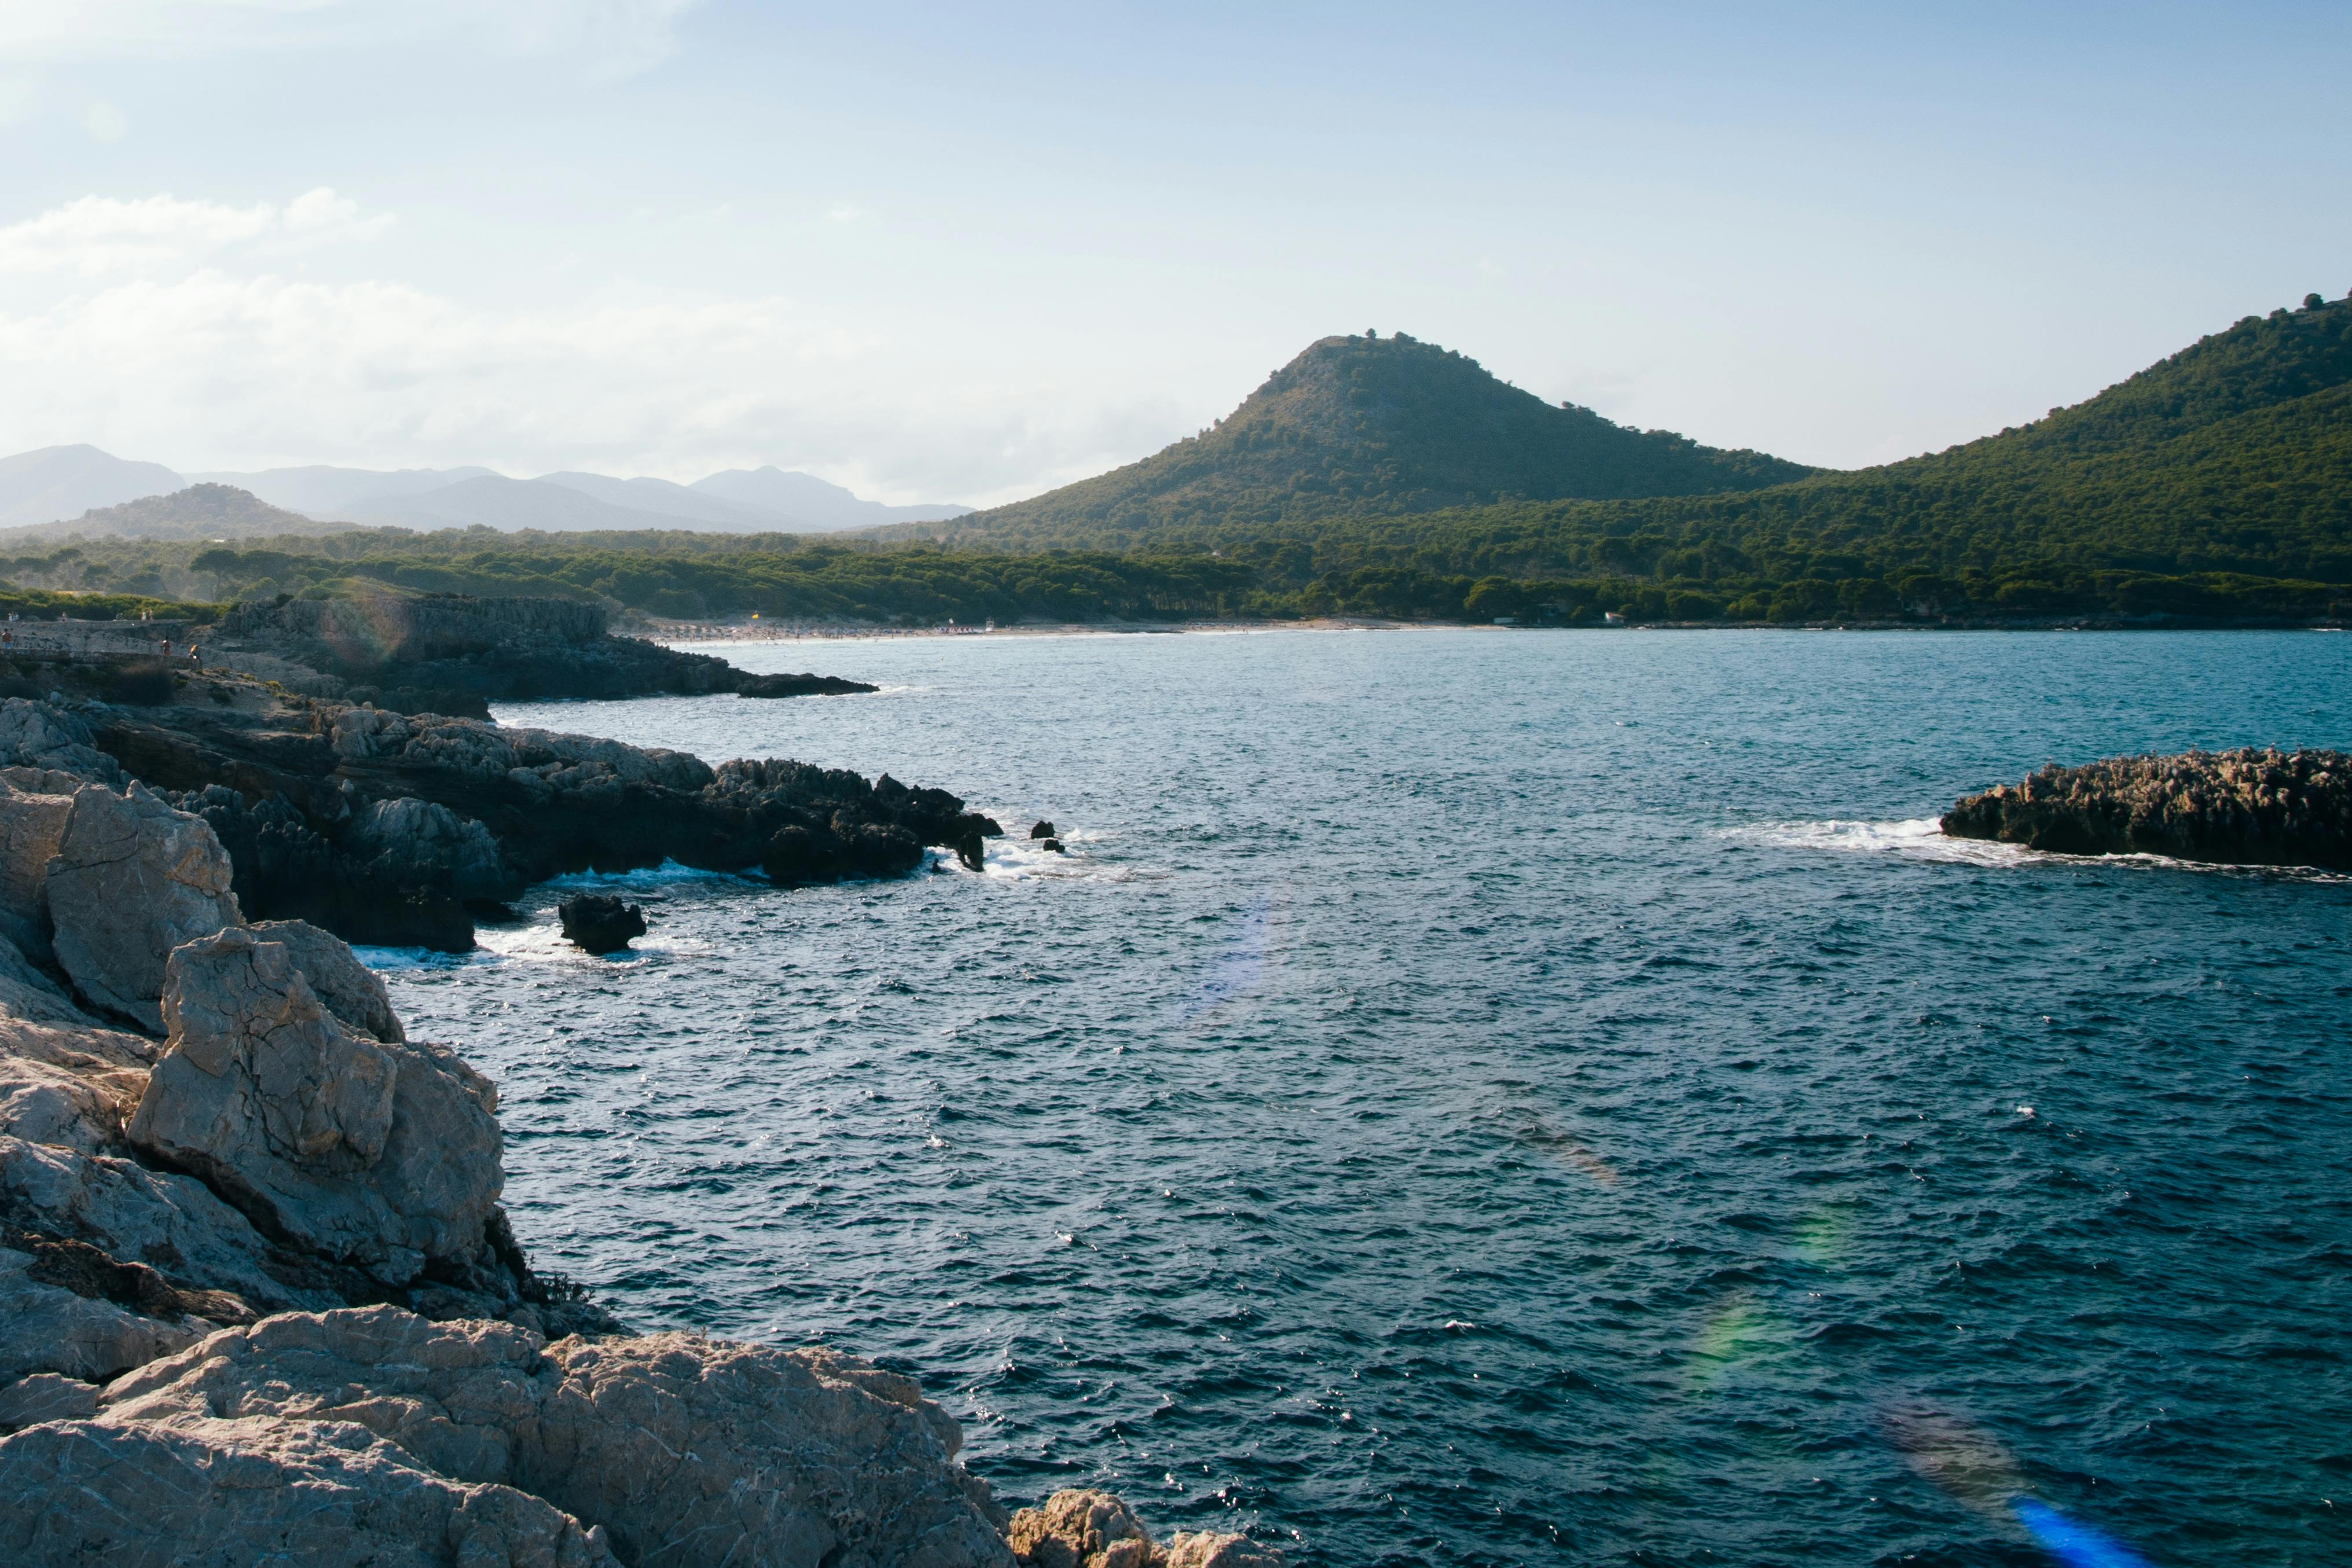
[14, 659, 996, 950]
[207, 593, 879, 714]
[0, 669, 1279, 1564]
[1942, 747, 2352, 870]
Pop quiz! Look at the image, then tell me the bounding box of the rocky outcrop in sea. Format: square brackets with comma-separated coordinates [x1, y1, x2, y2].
[208, 593, 879, 712]
[0, 684, 1279, 1566]
[1941, 747, 2352, 869]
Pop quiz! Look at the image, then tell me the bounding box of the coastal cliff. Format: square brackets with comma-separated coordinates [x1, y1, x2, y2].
[1942, 747, 2352, 869]
[38, 664, 996, 950]
[0, 681, 1279, 1566]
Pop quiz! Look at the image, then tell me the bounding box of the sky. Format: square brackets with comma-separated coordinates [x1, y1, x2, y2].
[0, 1, 2346, 506]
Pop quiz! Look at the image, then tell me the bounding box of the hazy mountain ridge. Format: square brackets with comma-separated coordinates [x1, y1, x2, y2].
[0, 483, 344, 546]
[0, 445, 188, 528]
[891, 332, 1819, 548]
[0, 451, 970, 537]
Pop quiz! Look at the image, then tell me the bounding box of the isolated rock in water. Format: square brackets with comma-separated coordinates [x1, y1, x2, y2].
[0, 1414, 620, 1568]
[1041, 838, 1064, 853]
[127, 927, 500, 1284]
[245, 919, 404, 1043]
[1942, 747, 2352, 869]
[734, 670, 881, 698]
[1029, 820, 1056, 840]
[1007, 1490, 1287, 1568]
[1010, 1490, 1161, 1568]
[0, 785, 72, 963]
[91, 1305, 1015, 1568]
[0, 697, 123, 785]
[0, 1371, 97, 1430]
[46, 782, 242, 1031]
[556, 894, 645, 953]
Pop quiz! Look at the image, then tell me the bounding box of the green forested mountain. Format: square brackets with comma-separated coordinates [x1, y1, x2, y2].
[10, 299, 2346, 629]
[888, 296, 2352, 622]
[908, 332, 1815, 546]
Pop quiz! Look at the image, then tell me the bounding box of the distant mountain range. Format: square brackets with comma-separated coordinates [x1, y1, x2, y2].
[0, 449, 972, 538]
[0, 446, 188, 530]
[892, 332, 1819, 549]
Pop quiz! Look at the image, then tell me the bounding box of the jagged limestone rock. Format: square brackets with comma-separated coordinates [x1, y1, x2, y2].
[244, 919, 405, 1043]
[0, 697, 123, 785]
[0, 1244, 204, 1383]
[1943, 747, 2352, 869]
[346, 798, 515, 905]
[0, 784, 72, 963]
[92, 1305, 1016, 1568]
[46, 782, 242, 1031]
[127, 928, 499, 1284]
[1007, 1492, 1288, 1568]
[0, 1413, 621, 1567]
[0, 1134, 314, 1311]
[1010, 1491, 1161, 1568]
[1162, 1533, 1288, 1568]
[0, 1371, 98, 1430]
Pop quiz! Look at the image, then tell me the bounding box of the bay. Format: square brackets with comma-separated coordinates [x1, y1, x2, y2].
[377, 628, 2352, 1566]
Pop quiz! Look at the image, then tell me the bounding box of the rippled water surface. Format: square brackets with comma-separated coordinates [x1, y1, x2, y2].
[377, 630, 2352, 1566]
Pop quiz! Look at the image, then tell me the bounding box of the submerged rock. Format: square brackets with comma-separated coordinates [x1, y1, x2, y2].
[46, 782, 243, 1031]
[557, 894, 645, 953]
[1942, 747, 2352, 869]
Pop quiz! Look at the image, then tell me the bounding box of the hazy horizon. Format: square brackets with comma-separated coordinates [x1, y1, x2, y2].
[2, 2, 2346, 506]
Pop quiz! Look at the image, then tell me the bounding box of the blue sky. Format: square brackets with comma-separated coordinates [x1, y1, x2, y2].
[1, 1, 2345, 503]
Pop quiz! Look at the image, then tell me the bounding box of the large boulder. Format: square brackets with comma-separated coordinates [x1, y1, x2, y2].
[83, 1305, 1016, 1568]
[46, 783, 243, 1031]
[244, 919, 404, 1043]
[1008, 1492, 1287, 1568]
[126, 928, 500, 1286]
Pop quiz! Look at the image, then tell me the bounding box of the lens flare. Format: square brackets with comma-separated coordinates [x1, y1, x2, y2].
[1883, 1404, 2156, 1567]
[1179, 894, 1279, 1023]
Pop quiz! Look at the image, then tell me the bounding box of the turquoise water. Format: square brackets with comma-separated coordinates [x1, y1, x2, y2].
[377, 630, 2352, 1566]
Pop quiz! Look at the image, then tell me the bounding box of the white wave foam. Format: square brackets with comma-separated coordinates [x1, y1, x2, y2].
[541, 858, 759, 890]
[1729, 818, 2349, 881]
[1731, 817, 2036, 866]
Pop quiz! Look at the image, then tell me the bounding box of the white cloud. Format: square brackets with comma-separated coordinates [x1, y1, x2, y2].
[0, 255, 1171, 504]
[0, 1, 705, 80]
[0, 187, 390, 275]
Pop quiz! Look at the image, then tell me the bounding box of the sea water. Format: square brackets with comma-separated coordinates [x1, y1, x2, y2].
[375, 629, 2352, 1566]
